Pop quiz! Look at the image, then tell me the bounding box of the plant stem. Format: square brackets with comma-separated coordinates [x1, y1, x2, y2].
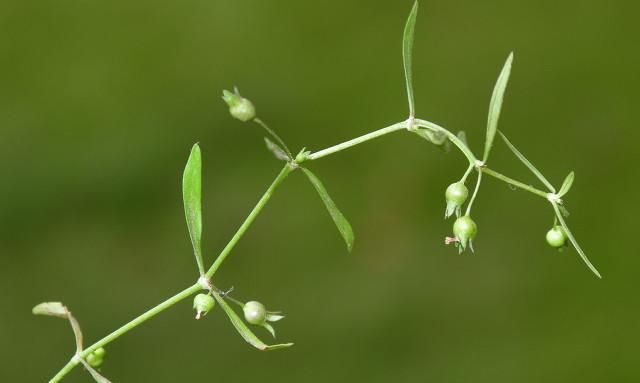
[49, 283, 202, 383]
[307, 121, 407, 161]
[254, 118, 293, 159]
[481, 167, 548, 198]
[205, 163, 294, 278]
[47, 115, 554, 381]
[465, 170, 483, 216]
[50, 164, 295, 381]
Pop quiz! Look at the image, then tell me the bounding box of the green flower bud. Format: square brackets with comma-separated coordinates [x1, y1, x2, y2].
[193, 293, 216, 319]
[86, 347, 106, 368]
[222, 89, 256, 122]
[453, 215, 477, 251]
[546, 226, 567, 248]
[445, 182, 469, 218]
[243, 301, 267, 325]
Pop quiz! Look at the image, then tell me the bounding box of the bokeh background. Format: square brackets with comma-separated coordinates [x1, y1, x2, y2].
[1, 0, 638, 381]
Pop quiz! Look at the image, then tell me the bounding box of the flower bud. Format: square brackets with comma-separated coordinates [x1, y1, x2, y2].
[445, 182, 468, 218]
[86, 347, 106, 368]
[453, 215, 477, 251]
[193, 293, 216, 319]
[243, 301, 267, 325]
[222, 89, 256, 122]
[546, 226, 567, 248]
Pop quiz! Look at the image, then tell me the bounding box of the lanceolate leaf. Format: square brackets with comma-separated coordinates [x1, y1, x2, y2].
[483, 52, 513, 163]
[33, 302, 84, 352]
[557, 171, 575, 198]
[402, 1, 419, 117]
[457, 130, 468, 147]
[499, 131, 556, 193]
[212, 292, 293, 351]
[32, 302, 69, 318]
[264, 137, 290, 161]
[302, 168, 355, 252]
[182, 144, 205, 275]
[551, 202, 601, 279]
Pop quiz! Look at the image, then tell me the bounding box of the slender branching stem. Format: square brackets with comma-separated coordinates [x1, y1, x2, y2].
[49, 283, 202, 383]
[481, 167, 549, 198]
[205, 163, 295, 279]
[49, 115, 553, 382]
[307, 121, 407, 161]
[254, 118, 293, 159]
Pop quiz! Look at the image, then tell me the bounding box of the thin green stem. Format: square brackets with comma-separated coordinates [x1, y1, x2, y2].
[254, 118, 293, 159]
[205, 163, 294, 278]
[481, 167, 549, 198]
[49, 283, 202, 383]
[461, 164, 474, 183]
[465, 170, 483, 216]
[47, 114, 562, 381]
[307, 121, 407, 161]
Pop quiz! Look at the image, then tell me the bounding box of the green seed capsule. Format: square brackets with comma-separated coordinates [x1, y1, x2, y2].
[546, 226, 567, 248]
[222, 89, 256, 122]
[446, 182, 468, 205]
[445, 182, 469, 218]
[453, 215, 477, 250]
[243, 301, 267, 325]
[193, 293, 216, 319]
[92, 347, 106, 359]
[86, 348, 106, 368]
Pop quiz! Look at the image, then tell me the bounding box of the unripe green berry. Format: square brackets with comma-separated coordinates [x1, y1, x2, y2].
[86, 348, 106, 368]
[546, 226, 567, 248]
[445, 182, 469, 218]
[445, 182, 468, 205]
[222, 89, 256, 122]
[193, 293, 216, 319]
[92, 347, 106, 359]
[453, 215, 477, 250]
[243, 301, 267, 325]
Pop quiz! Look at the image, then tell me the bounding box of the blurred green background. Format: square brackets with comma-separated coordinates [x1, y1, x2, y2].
[1, 0, 638, 381]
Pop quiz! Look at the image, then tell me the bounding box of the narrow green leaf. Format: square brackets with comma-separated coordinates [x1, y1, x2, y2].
[302, 168, 354, 252]
[499, 131, 556, 193]
[483, 52, 513, 162]
[32, 302, 68, 318]
[182, 144, 205, 275]
[402, 1, 419, 117]
[266, 312, 285, 322]
[411, 127, 447, 146]
[552, 202, 601, 278]
[457, 131, 468, 147]
[264, 137, 289, 161]
[262, 323, 276, 338]
[557, 171, 575, 198]
[212, 292, 293, 351]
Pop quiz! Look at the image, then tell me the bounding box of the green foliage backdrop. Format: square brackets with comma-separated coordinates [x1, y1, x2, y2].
[1, 0, 638, 381]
